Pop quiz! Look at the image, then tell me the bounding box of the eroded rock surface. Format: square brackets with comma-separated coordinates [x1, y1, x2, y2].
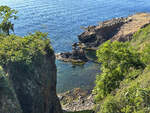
[0, 76, 23, 113]
[2, 50, 62, 113]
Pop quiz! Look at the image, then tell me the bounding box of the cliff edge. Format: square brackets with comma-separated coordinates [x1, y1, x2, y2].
[0, 32, 63, 113]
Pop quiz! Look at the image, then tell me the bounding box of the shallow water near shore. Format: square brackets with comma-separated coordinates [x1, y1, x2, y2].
[0, 0, 150, 93]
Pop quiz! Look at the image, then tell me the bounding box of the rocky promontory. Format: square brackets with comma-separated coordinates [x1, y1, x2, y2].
[57, 13, 150, 63]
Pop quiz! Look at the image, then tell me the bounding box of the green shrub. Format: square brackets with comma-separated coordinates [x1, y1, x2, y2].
[99, 83, 150, 113]
[99, 95, 119, 113]
[93, 41, 145, 101]
[0, 31, 52, 65]
[94, 24, 150, 113]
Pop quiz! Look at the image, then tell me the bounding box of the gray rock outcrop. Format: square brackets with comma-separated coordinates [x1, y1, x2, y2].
[0, 47, 63, 113]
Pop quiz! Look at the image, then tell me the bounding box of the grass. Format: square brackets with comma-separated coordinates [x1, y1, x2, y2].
[131, 24, 150, 50]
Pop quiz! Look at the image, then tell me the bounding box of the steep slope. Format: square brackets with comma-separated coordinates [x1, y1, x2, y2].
[0, 32, 63, 113]
[0, 70, 23, 113]
[94, 23, 150, 113]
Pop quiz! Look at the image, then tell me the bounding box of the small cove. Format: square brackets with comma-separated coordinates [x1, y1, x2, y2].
[0, 0, 150, 93]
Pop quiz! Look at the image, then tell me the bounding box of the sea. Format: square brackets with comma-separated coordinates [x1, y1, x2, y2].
[0, 0, 150, 93]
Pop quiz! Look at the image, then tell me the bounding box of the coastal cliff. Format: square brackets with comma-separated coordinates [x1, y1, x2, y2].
[57, 13, 150, 63]
[0, 71, 23, 113]
[0, 32, 62, 113]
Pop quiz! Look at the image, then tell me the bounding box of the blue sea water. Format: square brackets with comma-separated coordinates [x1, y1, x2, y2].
[0, 0, 150, 92]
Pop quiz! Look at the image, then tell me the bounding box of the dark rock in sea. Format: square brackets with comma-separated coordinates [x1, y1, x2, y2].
[56, 42, 88, 64]
[2, 49, 63, 113]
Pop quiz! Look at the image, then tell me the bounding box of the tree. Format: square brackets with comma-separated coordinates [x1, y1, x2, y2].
[0, 6, 18, 35]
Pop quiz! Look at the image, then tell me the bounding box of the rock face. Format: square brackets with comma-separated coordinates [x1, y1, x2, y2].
[2, 50, 62, 113]
[0, 76, 23, 113]
[78, 13, 150, 49]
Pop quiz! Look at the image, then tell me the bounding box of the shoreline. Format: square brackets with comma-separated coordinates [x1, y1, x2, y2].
[56, 13, 150, 64]
[57, 12, 150, 112]
[58, 88, 95, 112]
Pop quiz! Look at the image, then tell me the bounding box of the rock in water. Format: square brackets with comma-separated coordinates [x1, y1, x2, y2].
[3, 50, 63, 113]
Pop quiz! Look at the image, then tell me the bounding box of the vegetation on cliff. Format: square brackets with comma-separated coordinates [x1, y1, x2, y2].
[0, 6, 54, 66]
[0, 5, 55, 70]
[0, 32, 53, 66]
[0, 6, 63, 113]
[94, 24, 150, 113]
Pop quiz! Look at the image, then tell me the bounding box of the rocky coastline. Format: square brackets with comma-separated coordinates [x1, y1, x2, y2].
[56, 13, 150, 64]
[58, 88, 95, 112]
[57, 12, 150, 112]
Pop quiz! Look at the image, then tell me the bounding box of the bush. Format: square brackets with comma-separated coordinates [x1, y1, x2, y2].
[94, 24, 150, 113]
[99, 95, 119, 113]
[93, 41, 145, 101]
[0, 32, 52, 65]
[99, 83, 150, 113]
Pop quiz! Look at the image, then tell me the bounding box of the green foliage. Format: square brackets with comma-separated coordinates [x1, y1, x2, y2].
[94, 24, 150, 113]
[94, 41, 145, 101]
[141, 44, 150, 65]
[99, 96, 119, 113]
[0, 6, 18, 35]
[98, 81, 150, 113]
[131, 24, 150, 50]
[120, 86, 150, 113]
[0, 31, 52, 66]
